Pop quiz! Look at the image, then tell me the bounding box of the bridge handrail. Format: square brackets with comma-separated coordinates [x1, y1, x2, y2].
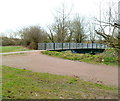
[38, 43, 108, 50]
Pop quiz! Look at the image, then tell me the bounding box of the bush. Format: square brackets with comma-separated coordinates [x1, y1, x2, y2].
[1, 37, 22, 46]
[28, 41, 37, 49]
[20, 25, 48, 49]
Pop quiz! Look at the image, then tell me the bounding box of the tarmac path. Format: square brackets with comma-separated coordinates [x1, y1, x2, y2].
[1, 50, 118, 87]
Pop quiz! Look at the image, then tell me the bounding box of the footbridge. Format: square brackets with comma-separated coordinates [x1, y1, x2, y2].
[38, 43, 108, 54]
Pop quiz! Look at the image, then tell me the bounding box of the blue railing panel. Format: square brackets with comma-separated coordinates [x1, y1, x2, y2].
[55, 43, 62, 50]
[46, 43, 54, 50]
[82, 43, 87, 49]
[76, 43, 82, 49]
[38, 43, 45, 50]
[70, 43, 77, 49]
[93, 43, 97, 48]
[63, 43, 69, 49]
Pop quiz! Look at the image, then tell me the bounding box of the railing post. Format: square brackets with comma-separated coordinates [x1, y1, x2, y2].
[62, 43, 63, 50]
[54, 43, 55, 50]
[87, 43, 88, 49]
[92, 42, 93, 48]
[69, 43, 70, 49]
[44, 43, 46, 50]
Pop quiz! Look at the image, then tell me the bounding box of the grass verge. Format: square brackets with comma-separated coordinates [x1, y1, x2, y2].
[2, 65, 118, 99]
[0, 46, 31, 53]
[41, 49, 119, 66]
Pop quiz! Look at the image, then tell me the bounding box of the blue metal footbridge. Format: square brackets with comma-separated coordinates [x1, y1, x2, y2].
[38, 43, 108, 54]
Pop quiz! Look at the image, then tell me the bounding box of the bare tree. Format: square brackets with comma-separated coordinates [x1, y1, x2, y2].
[94, 0, 119, 48]
[88, 23, 98, 43]
[48, 3, 72, 42]
[47, 25, 55, 43]
[72, 14, 87, 43]
[66, 20, 74, 42]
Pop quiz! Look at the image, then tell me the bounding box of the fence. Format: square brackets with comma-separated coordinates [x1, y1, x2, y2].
[38, 43, 108, 50]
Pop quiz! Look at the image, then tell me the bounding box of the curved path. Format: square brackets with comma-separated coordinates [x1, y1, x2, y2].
[2, 51, 118, 87]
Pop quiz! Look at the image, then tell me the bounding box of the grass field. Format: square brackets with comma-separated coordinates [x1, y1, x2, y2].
[2, 65, 118, 99]
[0, 46, 31, 53]
[41, 49, 119, 66]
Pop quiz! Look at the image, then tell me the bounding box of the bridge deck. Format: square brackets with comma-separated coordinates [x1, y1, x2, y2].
[38, 43, 108, 50]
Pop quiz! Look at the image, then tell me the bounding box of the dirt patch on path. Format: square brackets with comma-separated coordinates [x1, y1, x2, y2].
[2, 51, 118, 87]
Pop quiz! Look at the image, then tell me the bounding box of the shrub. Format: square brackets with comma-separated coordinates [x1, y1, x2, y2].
[1, 37, 22, 46]
[28, 41, 37, 49]
[20, 25, 48, 49]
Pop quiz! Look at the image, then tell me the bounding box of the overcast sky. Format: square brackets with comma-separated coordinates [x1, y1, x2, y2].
[0, 0, 119, 34]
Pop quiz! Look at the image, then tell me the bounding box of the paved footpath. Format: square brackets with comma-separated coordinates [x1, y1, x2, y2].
[0, 50, 41, 55]
[1, 51, 118, 87]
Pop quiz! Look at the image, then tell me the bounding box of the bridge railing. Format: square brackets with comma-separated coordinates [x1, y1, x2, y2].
[38, 43, 108, 50]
